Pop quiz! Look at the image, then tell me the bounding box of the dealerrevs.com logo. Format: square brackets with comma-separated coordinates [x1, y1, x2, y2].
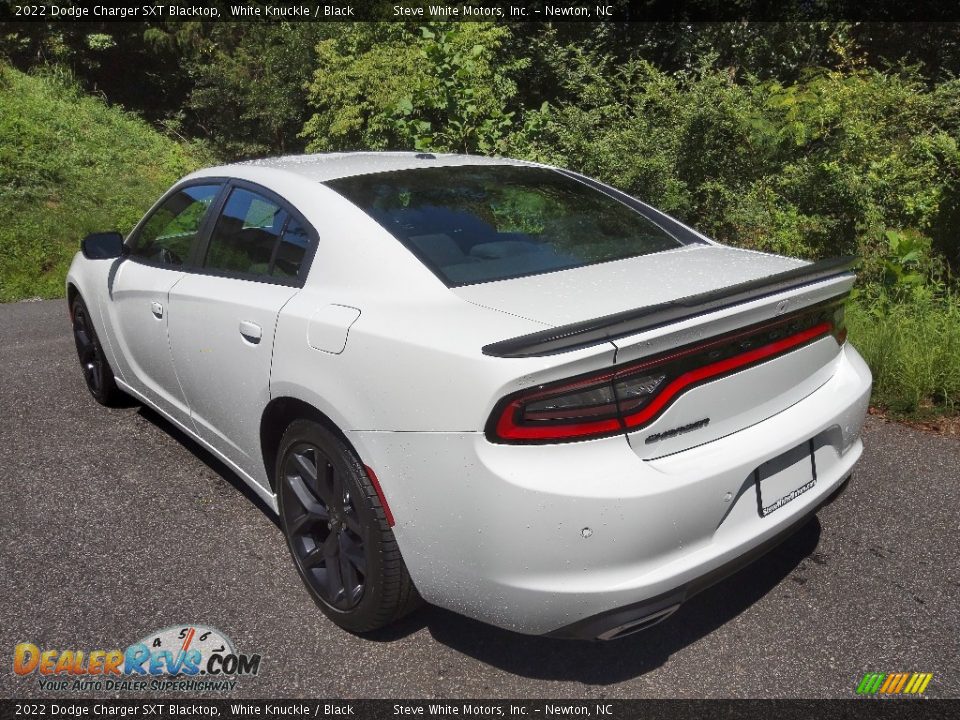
[13, 625, 261, 692]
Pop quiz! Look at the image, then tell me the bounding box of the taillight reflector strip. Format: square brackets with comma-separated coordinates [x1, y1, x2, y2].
[620, 321, 830, 429]
[364, 465, 395, 527]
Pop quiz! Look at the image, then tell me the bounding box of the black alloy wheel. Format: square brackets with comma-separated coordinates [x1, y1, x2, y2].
[71, 296, 122, 405]
[276, 420, 421, 632]
[282, 442, 366, 609]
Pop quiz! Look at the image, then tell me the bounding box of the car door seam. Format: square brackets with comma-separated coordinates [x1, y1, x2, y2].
[164, 272, 201, 435]
[268, 290, 300, 400]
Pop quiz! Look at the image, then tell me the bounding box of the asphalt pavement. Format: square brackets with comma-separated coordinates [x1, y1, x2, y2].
[1, 299, 958, 699]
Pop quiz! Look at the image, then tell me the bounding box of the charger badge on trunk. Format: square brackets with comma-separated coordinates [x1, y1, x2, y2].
[645, 417, 711, 444]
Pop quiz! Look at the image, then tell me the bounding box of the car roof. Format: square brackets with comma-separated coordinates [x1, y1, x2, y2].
[196, 151, 544, 184]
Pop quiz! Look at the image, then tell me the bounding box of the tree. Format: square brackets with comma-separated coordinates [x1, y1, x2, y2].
[302, 23, 526, 154]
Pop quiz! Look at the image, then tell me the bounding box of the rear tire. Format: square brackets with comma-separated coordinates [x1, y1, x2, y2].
[276, 420, 421, 633]
[71, 296, 124, 406]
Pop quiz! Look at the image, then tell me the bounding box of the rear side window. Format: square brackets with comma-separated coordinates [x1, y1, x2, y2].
[325, 165, 682, 286]
[130, 184, 220, 267]
[203, 187, 308, 279]
[271, 218, 310, 279]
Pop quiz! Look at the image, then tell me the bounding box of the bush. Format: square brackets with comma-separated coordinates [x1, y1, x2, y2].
[302, 23, 525, 154]
[849, 294, 960, 417]
[0, 64, 212, 302]
[506, 57, 960, 274]
[846, 225, 959, 417]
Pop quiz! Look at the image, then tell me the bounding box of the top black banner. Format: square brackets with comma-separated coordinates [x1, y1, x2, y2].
[3, 0, 960, 22]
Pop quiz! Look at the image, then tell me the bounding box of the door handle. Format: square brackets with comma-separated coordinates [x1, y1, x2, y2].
[239, 320, 262, 345]
[150, 301, 163, 319]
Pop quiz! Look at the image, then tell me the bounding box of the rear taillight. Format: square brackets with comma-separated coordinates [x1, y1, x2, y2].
[492, 371, 623, 441]
[487, 298, 846, 444]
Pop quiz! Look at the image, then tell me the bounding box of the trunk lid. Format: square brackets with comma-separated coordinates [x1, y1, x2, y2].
[469, 246, 855, 456]
[452, 245, 805, 326]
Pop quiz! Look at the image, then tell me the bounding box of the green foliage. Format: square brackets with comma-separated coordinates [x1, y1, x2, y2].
[182, 23, 331, 159]
[872, 228, 941, 301]
[848, 293, 960, 417]
[506, 57, 960, 273]
[302, 23, 525, 154]
[0, 24, 195, 126]
[390, 25, 523, 153]
[0, 64, 212, 302]
[301, 24, 418, 151]
[848, 227, 958, 418]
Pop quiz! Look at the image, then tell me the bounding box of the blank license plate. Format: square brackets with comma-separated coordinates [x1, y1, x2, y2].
[757, 442, 816, 517]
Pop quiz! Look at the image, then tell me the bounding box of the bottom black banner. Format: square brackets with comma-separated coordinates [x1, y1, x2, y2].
[1, 699, 959, 720]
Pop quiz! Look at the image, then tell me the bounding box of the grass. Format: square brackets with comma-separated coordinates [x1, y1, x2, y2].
[847, 295, 960, 419]
[0, 64, 212, 302]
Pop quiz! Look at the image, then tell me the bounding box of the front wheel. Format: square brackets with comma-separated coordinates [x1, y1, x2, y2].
[276, 420, 421, 633]
[71, 296, 123, 406]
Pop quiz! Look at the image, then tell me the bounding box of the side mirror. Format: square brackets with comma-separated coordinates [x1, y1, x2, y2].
[81, 231, 126, 260]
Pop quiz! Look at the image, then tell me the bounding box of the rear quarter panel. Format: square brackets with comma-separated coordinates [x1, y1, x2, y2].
[269, 287, 617, 434]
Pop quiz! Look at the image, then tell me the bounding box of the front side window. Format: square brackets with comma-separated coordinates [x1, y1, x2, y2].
[203, 187, 308, 279]
[130, 184, 221, 267]
[325, 165, 683, 286]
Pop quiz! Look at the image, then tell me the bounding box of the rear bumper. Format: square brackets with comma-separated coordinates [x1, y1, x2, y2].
[547, 476, 850, 640]
[350, 343, 872, 636]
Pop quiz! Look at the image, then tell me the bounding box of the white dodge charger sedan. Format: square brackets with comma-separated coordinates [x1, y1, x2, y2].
[66, 152, 871, 640]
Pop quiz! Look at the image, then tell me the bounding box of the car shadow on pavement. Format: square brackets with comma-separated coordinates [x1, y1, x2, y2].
[137, 406, 281, 529]
[368, 519, 822, 684]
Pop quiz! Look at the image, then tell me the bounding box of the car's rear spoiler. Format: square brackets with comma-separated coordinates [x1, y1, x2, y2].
[482, 255, 859, 358]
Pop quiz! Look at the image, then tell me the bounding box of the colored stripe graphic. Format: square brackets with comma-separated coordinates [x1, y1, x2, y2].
[915, 674, 933, 694]
[879, 674, 897, 693]
[857, 672, 933, 695]
[891, 673, 909, 693]
[857, 673, 886, 694]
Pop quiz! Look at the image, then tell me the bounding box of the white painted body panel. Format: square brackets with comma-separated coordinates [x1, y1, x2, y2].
[452, 244, 806, 326]
[102, 260, 193, 427]
[65, 152, 872, 636]
[307, 305, 361, 354]
[167, 273, 298, 490]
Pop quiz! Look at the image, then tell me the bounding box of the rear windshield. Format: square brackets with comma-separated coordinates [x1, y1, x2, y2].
[325, 165, 683, 286]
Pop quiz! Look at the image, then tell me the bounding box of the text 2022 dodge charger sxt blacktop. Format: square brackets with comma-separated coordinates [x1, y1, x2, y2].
[66, 153, 871, 640]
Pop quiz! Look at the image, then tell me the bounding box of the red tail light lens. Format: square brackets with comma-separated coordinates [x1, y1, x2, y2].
[487, 298, 846, 444]
[492, 372, 623, 441]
